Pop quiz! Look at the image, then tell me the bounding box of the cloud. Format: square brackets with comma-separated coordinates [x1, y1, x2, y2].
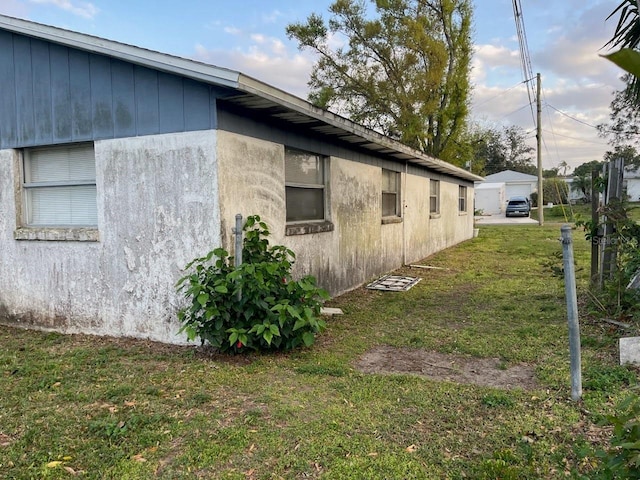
[193, 38, 314, 99]
[28, 0, 99, 19]
[262, 9, 283, 24]
[0, 0, 29, 17]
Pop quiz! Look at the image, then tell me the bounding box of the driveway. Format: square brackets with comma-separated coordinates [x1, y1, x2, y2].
[474, 213, 538, 225]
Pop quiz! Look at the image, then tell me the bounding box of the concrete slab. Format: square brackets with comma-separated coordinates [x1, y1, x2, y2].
[474, 213, 537, 225]
[619, 337, 640, 365]
[321, 307, 343, 316]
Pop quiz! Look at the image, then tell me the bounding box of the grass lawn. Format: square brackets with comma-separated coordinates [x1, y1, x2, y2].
[1, 225, 639, 479]
[530, 201, 640, 223]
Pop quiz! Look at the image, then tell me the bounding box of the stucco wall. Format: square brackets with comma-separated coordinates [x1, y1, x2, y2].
[403, 174, 474, 264]
[216, 131, 473, 296]
[0, 130, 220, 343]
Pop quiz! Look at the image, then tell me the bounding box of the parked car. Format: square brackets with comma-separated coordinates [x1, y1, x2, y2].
[505, 196, 530, 217]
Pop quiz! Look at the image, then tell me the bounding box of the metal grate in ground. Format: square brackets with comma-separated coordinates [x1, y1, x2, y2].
[366, 274, 421, 292]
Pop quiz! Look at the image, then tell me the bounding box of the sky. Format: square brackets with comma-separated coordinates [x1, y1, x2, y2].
[0, 0, 628, 173]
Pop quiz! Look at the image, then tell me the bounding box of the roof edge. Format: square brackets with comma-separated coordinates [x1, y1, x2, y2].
[0, 14, 240, 88]
[0, 14, 483, 183]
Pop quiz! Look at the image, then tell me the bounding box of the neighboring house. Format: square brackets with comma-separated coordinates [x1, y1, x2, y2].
[482, 170, 537, 201]
[624, 166, 640, 202]
[0, 15, 482, 344]
[474, 182, 506, 215]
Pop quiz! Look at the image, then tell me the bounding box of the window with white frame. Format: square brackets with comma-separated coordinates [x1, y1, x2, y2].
[382, 169, 400, 217]
[285, 147, 326, 222]
[22, 143, 97, 227]
[430, 179, 440, 214]
[459, 185, 467, 212]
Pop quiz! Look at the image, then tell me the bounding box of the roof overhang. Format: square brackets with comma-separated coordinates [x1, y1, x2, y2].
[0, 14, 483, 183]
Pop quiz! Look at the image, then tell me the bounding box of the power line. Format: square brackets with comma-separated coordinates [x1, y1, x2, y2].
[541, 129, 609, 145]
[474, 80, 528, 108]
[546, 104, 601, 130]
[512, 0, 536, 127]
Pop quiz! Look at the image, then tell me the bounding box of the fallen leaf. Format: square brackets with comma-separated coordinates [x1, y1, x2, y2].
[131, 454, 147, 462]
[405, 444, 418, 453]
[124, 401, 136, 407]
[63, 466, 77, 475]
[46, 461, 62, 468]
[367, 452, 378, 457]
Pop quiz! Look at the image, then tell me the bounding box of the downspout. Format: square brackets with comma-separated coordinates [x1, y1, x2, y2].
[402, 161, 408, 266]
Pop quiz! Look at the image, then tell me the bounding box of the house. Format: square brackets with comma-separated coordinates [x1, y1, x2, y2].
[624, 166, 640, 202]
[0, 15, 482, 344]
[481, 170, 538, 201]
[474, 182, 506, 215]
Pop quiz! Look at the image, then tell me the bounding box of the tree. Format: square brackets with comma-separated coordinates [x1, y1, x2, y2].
[597, 75, 640, 147]
[571, 160, 604, 201]
[286, 0, 473, 165]
[543, 178, 569, 205]
[605, 1, 640, 103]
[463, 124, 534, 175]
[605, 144, 640, 169]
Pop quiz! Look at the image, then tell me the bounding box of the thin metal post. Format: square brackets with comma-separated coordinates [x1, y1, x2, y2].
[233, 214, 243, 302]
[590, 169, 600, 288]
[561, 225, 582, 401]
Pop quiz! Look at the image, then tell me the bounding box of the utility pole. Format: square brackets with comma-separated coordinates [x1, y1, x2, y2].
[537, 72, 544, 226]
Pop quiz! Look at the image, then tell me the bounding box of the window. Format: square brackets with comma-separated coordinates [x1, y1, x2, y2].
[430, 179, 440, 214]
[22, 143, 97, 227]
[382, 169, 400, 217]
[459, 185, 467, 212]
[285, 147, 326, 222]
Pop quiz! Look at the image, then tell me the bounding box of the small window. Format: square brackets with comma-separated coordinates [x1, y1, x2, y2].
[459, 185, 467, 212]
[22, 143, 97, 226]
[285, 147, 326, 222]
[430, 179, 440, 214]
[382, 169, 400, 217]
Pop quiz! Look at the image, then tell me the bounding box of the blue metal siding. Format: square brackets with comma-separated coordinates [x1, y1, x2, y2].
[0, 32, 218, 149]
[31, 39, 54, 144]
[0, 31, 17, 146]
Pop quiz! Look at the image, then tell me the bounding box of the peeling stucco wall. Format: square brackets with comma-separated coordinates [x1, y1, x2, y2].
[216, 131, 474, 297]
[0, 130, 220, 344]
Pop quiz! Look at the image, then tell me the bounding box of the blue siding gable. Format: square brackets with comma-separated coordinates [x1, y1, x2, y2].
[0, 31, 218, 149]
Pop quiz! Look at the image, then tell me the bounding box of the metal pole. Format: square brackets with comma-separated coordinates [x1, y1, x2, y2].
[537, 73, 544, 226]
[590, 169, 599, 288]
[561, 225, 582, 401]
[234, 214, 243, 302]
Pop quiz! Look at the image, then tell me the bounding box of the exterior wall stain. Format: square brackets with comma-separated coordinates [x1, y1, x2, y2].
[0, 131, 221, 344]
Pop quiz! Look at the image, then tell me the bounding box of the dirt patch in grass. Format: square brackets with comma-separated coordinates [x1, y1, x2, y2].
[355, 345, 539, 390]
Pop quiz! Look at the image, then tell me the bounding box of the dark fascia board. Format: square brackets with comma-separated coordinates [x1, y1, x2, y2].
[0, 14, 484, 183]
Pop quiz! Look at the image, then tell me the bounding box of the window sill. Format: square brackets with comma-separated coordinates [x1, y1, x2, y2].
[430, 213, 441, 219]
[381, 216, 402, 225]
[458, 212, 468, 216]
[286, 221, 334, 236]
[14, 227, 99, 242]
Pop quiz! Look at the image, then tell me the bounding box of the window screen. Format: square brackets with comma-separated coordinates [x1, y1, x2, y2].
[285, 148, 326, 222]
[23, 144, 97, 226]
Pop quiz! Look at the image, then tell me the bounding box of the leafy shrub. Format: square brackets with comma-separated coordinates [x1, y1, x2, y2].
[176, 215, 329, 353]
[594, 393, 640, 479]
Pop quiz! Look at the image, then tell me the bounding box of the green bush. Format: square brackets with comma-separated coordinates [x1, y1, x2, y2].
[176, 215, 329, 352]
[594, 393, 640, 479]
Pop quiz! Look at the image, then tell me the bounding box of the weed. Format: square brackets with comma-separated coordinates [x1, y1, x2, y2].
[583, 364, 637, 392]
